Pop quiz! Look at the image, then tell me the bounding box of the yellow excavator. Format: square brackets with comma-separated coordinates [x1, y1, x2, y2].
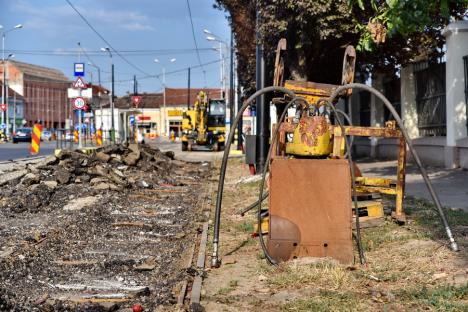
[181, 91, 226, 151]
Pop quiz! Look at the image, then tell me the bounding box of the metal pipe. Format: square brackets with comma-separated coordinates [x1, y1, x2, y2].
[330, 83, 459, 252]
[239, 191, 269, 216]
[229, 29, 234, 136]
[257, 96, 306, 265]
[211, 86, 295, 268]
[255, 4, 267, 172]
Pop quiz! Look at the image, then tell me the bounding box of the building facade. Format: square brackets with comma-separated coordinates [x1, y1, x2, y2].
[0, 60, 71, 129]
[97, 87, 223, 140]
[349, 21, 468, 169]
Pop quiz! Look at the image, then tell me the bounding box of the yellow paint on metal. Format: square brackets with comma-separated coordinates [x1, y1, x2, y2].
[253, 216, 269, 235]
[353, 200, 384, 218]
[355, 186, 397, 195]
[284, 81, 331, 105]
[286, 116, 332, 156]
[355, 177, 395, 187]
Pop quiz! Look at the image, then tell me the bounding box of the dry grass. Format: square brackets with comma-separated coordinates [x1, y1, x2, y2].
[202, 158, 468, 312]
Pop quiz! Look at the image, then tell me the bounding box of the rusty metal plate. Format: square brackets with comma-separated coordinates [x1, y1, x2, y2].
[268, 158, 353, 264]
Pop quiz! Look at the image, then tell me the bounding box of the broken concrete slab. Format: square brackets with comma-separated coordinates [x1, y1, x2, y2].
[63, 196, 99, 211]
[42, 180, 58, 189]
[55, 168, 71, 184]
[96, 152, 111, 163]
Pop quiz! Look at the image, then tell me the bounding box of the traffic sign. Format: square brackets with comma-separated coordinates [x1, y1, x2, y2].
[72, 77, 87, 89]
[73, 97, 86, 110]
[74, 63, 85, 77]
[132, 95, 142, 107]
[0, 124, 5, 129]
[68, 87, 92, 98]
[0, 104, 7, 112]
[129, 115, 136, 125]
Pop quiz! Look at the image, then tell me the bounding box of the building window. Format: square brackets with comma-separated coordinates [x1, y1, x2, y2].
[383, 77, 401, 122]
[414, 61, 446, 136]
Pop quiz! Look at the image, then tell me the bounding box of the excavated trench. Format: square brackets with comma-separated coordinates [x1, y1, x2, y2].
[0, 144, 212, 311]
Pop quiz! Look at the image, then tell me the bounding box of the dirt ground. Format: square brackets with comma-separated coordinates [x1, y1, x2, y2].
[201, 158, 468, 311]
[0, 144, 212, 311]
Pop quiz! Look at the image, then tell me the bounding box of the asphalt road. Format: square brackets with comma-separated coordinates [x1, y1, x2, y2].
[0, 141, 57, 161]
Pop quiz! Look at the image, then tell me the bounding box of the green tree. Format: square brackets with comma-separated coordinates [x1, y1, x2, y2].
[215, 0, 467, 94]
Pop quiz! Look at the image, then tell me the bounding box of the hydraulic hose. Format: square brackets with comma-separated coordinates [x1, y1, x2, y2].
[330, 83, 459, 252]
[239, 191, 269, 216]
[317, 98, 366, 264]
[211, 86, 296, 268]
[257, 96, 309, 265]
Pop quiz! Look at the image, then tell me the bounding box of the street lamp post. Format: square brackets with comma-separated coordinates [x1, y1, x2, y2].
[154, 58, 176, 136]
[206, 34, 227, 99]
[88, 62, 103, 130]
[205, 29, 235, 143]
[101, 47, 115, 143]
[1, 23, 22, 138]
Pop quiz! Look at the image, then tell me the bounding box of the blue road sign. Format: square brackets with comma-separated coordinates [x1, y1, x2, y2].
[129, 115, 136, 125]
[0, 124, 5, 129]
[74, 63, 85, 77]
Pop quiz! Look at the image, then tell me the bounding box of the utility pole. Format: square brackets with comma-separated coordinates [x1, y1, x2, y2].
[187, 67, 191, 109]
[1, 24, 23, 138]
[255, 4, 267, 172]
[88, 62, 102, 129]
[237, 65, 242, 150]
[229, 28, 235, 146]
[97, 67, 102, 129]
[154, 58, 175, 136]
[111, 62, 115, 143]
[163, 67, 166, 136]
[101, 47, 114, 143]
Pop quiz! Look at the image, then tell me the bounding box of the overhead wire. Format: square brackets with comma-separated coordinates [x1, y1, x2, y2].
[64, 0, 153, 79]
[5, 48, 215, 56]
[186, 0, 207, 86]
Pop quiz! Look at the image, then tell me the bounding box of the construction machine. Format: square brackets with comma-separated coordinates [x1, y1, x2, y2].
[181, 91, 226, 151]
[210, 38, 458, 269]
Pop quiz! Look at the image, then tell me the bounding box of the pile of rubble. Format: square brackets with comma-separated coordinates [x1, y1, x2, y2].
[0, 144, 211, 311]
[0, 144, 177, 213]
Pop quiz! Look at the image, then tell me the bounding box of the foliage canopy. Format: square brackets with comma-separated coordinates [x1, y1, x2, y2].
[215, 0, 467, 94]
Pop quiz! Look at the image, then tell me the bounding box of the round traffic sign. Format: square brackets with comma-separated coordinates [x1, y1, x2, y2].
[73, 97, 86, 110]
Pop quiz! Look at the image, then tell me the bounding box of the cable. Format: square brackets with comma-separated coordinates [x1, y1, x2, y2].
[256, 96, 308, 265]
[330, 83, 459, 252]
[64, 0, 152, 77]
[239, 191, 269, 216]
[186, 0, 207, 86]
[211, 86, 296, 268]
[6, 48, 215, 56]
[317, 98, 365, 264]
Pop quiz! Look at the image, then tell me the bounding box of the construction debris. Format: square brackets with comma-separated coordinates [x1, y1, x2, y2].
[0, 144, 211, 311]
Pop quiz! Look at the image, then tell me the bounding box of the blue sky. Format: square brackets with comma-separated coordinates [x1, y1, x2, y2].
[0, 0, 231, 95]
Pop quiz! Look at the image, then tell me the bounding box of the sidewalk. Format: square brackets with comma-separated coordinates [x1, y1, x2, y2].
[357, 159, 468, 211]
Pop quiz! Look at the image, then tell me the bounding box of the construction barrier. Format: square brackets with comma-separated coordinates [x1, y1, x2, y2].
[147, 133, 158, 140]
[30, 124, 43, 155]
[96, 129, 103, 146]
[74, 130, 79, 143]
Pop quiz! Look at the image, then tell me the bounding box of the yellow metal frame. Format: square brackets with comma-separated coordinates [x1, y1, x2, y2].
[275, 121, 407, 222]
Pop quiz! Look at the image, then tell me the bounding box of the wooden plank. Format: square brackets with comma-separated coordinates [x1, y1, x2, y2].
[190, 221, 209, 308]
[190, 276, 203, 307]
[196, 222, 209, 269]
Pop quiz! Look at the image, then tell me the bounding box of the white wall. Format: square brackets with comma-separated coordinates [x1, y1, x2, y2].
[443, 20, 468, 168]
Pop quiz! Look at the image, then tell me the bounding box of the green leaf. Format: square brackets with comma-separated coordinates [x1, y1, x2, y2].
[440, 0, 449, 18]
[386, 0, 398, 9]
[357, 0, 364, 10]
